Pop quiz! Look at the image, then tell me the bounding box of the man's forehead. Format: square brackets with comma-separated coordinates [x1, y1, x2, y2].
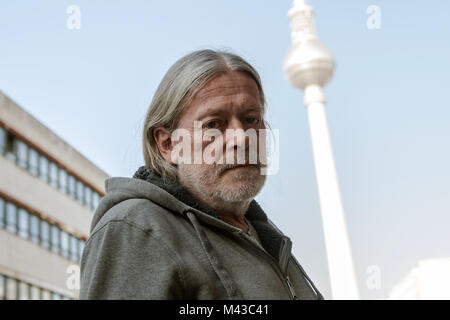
[195, 71, 259, 101]
[186, 94, 262, 121]
[184, 71, 261, 116]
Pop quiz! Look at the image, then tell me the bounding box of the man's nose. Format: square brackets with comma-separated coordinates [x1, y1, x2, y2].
[227, 117, 245, 131]
[225, 118, 249, 150]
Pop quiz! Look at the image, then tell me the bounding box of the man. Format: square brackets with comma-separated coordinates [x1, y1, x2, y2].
[80, 49, 323, 300]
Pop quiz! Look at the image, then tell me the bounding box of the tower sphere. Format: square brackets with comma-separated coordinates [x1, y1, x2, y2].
[283, 0, 334, 90]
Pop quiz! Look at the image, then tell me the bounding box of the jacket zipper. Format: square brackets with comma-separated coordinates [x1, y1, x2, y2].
[281, 237, 298, 300]
[185, 209, 299, 299]
[280, 237, 298, 300]
[286, 276, 297, 299]
[237, 231, 297, 300]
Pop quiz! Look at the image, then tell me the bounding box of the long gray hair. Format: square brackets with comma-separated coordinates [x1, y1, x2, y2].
[142, 49, 266, 180]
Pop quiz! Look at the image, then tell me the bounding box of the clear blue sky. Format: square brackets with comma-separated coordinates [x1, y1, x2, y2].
[1, 0, 449, 299]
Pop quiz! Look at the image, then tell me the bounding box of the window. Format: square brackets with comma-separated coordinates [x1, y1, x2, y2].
[41, 289, 51, 300]
[39, 155, 49, 183]
[78, 240, 85, 262]
[49, 161, 58, 188]
[67, 174, 76, 198]
[30, 286, 40, 300]
[0, 197, 5, 228]
[16, 140, 28, 169]
[76, 180, 84, 205]
[0, 274, 4, 300]
[50, 225, 60, 254]
[6, 277, 17, 300]
[84, 186, 92, 209]
[93, 192, 100, 210]
[70, 235, 79, 262]
[1, 196, 84, 264]
[61, 231, 69, 258]
[51, 292, 62, 300]
[30, 215, 40, 244]
[0, 126, 5, 154]
[58, 168, 68, 194]
[18, 281, 29, 300]
[5, 132, 16, 162]
[6, 202, 17, 234]
[28, 148, 39, 176]
[40, 220, 50, 249]
[18, 208, 29, 239]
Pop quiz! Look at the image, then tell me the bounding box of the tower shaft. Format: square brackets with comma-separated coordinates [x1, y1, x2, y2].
[304, 85, 359, 299]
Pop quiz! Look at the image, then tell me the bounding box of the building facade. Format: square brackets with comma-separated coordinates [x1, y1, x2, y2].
[0, 92, 109, 299]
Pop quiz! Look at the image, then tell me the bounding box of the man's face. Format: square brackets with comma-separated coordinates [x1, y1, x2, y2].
[174, 70, 266, 203]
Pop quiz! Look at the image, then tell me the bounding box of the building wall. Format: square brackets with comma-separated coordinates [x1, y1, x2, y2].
[0, 230, 76, 298]
[0, 92, 109, 299]
[0, 92, 106, 194]
[389, 258, 450, 300]
[0, 156, 92, 237]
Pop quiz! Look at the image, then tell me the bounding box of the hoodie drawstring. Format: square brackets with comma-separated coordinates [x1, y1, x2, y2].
[185, 211, 243, 300]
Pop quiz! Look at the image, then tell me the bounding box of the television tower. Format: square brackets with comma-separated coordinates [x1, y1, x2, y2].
[283, 0, 359, 299]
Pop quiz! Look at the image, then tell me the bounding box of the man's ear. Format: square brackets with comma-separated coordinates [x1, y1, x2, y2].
[153, 126, 176, 165]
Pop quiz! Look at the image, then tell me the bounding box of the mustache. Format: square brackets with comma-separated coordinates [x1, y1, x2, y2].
[217, 163, 267, 175]
[214, 147, 267, 173]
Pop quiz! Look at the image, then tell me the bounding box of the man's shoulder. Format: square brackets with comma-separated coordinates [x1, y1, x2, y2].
[90, 197, 181, 238]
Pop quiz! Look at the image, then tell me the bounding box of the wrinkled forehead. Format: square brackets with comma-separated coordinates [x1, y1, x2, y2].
[182, 71, 263, 120]
[196, 71, 260, 101]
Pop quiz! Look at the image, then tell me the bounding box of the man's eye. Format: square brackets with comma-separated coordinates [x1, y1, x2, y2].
[246, 117, 259, 124]
[205, 120, 219, 129]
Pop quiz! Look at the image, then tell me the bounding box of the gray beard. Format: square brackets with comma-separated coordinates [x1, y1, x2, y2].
[178, 164, 266, 203]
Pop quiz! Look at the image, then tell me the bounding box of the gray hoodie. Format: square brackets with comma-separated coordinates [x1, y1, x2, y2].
[79, 166, 323, 300]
